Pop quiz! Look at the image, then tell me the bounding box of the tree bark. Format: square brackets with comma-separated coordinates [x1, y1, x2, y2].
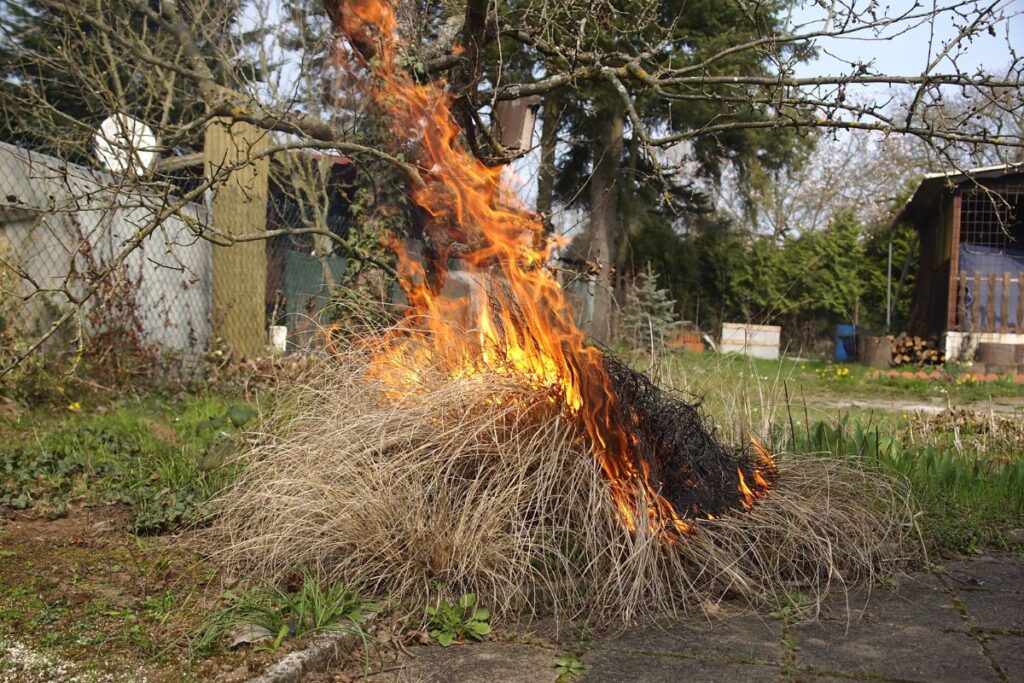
[613, 133, 640, 269]
[586, 106, 624, 344]
[536, 89, 562, 232]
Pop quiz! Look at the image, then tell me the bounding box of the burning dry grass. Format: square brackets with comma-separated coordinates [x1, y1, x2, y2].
[210, 342, 916, 624]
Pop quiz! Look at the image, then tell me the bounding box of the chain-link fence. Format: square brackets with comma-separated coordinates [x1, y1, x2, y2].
[0, 141, 212, 365]
[0, 137, 366, 379]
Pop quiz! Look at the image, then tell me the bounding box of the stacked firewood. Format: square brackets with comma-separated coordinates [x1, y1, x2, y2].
[890, 333, 944, 366]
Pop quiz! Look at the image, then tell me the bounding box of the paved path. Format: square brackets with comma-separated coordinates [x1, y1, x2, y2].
[373, 555, 1023, 683]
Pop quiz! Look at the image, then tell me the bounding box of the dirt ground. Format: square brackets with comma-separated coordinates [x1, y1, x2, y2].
[801, 393, 1024, 416]
[0, 504, 303, 682]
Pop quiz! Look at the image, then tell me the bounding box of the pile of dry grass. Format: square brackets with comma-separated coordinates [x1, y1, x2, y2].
[210, 341, 916, 624]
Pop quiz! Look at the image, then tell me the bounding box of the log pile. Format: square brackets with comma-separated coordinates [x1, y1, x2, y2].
[890, 333, 944, 366]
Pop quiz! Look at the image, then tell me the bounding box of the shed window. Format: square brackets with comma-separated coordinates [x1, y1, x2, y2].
[960, 182, 1024, 249]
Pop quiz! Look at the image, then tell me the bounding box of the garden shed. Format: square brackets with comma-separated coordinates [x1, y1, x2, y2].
[896, 162, 1024, 360]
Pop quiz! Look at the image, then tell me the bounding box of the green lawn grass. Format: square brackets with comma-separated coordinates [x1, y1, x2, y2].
[644, 350, 1024, 553]
[0, 395, 269, 679]
[0, 395, 256, 533]
[5, 353, 1023, 554]
[790, 417, 1024, 553]
[653, 351, 1023, 405]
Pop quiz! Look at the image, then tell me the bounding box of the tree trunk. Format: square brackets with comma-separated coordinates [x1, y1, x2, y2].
[586, 107, 624, 344]
[614, 133, 640, 270]
[536, 89, 562, 231]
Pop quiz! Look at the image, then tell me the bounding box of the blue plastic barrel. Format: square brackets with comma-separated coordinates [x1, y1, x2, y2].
[835, 324, 857, 362]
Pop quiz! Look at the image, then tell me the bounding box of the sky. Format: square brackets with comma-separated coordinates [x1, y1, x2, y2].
[791, 0, 1022, 78]
[241, 0, 1021, 223]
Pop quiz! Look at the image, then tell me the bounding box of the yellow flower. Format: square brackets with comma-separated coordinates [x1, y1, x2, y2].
[67, 401, 81, 411]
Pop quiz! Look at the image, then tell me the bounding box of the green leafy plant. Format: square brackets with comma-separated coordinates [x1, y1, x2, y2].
[793, 416, 1024, 552]
[769, 589, 812, 624]
[555, 655, 589, 680]
[621, 266, 679, 351]
[194, 569, 376, 657]
[425, 593, 491, 647]
[0, 398, 256, 533]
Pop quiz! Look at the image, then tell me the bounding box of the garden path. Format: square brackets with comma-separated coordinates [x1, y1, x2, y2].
[362, 555, 1023, 682]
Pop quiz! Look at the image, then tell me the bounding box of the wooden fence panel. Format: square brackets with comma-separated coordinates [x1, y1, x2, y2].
[957, 272, 1022, 333]
[972, 272, 982, 332]
[1019, 277, 1024, 333]
[1003, 272, 1012, 333]
[986, 272, 996, 332]
[957, 273, 968, 332]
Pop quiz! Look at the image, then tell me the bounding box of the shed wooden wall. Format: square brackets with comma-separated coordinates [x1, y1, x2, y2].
[908, 194, 955, 337]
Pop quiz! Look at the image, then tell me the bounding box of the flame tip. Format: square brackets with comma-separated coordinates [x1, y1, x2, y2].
[340, 0, 776, 543]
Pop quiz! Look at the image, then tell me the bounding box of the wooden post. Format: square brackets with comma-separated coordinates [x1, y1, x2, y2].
[1018, 276, 1024, 333]
[1002, 272, 1011, 333]
[972, 272, 982, 332]
[956, 273, 967, 332]
[945, 193, 962, 332]
[986, 271, 997, 333]
[204, 118, 270, 357]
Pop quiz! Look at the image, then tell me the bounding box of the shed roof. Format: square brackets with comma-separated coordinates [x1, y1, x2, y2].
[893, 162, 1024, 229]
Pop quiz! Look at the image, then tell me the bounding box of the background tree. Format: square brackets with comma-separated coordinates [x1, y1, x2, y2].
[489, 0, 813, 341]
[0, 0, 1021, 373]
[622, 265, 679, 351]
[0, 0, 263, 160]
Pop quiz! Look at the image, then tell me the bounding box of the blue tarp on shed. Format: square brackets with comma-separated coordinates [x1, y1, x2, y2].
[959, 242, 1024, 330]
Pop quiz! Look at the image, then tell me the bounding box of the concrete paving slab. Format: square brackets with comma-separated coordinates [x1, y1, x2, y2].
[595, 615, 781, 664]
[582, 652, 779, 682]
[957, 589, 1024, 631]
[898, 570, 946, 590]
[946, 556, 1024, 591]
[319, 557, 1023, 683]
[985, 635, 1024, 682]
[793, 621, 998, 682]
[373, 642, 559, 683]
[819, 587, 964, 630]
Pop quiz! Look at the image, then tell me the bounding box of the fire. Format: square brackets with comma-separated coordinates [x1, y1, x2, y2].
[330, 0, 773, 537]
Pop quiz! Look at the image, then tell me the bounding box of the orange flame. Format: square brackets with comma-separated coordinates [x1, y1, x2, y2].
[331, 0, 773, 537]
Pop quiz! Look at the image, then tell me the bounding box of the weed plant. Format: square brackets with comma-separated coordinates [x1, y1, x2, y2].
[649, 350, 1023, 553]
[0, 397, 255, 533]
[424, 593, 491, 646]
[793, 418, 1024, 552]
[193, 568, 377, 657]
